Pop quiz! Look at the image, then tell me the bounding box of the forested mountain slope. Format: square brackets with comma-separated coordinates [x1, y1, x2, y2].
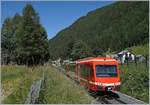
[49, 1, 149, 59]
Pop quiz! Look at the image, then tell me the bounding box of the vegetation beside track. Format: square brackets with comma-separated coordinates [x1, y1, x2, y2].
[38, 66, 92, 104]
[120, 44, 149, 103]
[2, 66, 44, 104]
[1, 65, 92, 104]
[1, 66, 27, 103]
[120, 63, 149, 103]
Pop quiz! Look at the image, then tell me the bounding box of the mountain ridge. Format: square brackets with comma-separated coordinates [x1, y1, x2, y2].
[49, 1, 149, 59]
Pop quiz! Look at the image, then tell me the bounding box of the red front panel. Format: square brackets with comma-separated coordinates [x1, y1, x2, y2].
[93, 61, 120, 87]
[75, 59, 121, 92]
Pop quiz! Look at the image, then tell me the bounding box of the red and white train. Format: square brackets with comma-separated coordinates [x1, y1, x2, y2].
[66, 57, 121, 92]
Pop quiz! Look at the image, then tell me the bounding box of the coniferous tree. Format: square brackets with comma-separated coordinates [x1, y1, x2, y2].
[15, 4, 49, 66]
[2, 18, 14, 64]
[11, 13, 22, 62]
[2, 13, 23, 64]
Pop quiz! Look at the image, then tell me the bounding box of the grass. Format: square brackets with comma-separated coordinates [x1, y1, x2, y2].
[103, 43, 149, 56]
[1, 66, 43, 104]
[127, 43, 149, 56]
[121, 43, 149, 103]
[1, 65, 26, 82]
[120, 63, 149, 103]
[1, 65, 92, 104]
[38, 66, 92, 104]
[1, 66, 27, 102]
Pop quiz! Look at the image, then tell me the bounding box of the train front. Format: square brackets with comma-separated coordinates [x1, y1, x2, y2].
[93, 58, 121, 92]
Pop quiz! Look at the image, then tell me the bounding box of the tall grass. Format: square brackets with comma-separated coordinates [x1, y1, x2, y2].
[1, 66, 26, 82]
[1, 66, 43, 104]
[1, 66, 27, 102]
[38, 66, 92, 104]
[1, 65, 92, 104]
[120, 63, 149, 103]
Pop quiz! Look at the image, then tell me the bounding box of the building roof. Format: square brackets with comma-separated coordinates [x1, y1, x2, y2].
[118, 50, 131, 55]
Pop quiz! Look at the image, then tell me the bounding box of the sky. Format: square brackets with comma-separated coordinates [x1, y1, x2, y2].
[1, 1, 115, 39]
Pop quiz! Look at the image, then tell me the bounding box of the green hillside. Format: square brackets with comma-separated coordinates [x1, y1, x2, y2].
[49, 1, 149, 59]
[128, 43, 149, 56]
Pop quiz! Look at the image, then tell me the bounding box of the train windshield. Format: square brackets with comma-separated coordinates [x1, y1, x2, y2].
[96, 65, 117, 77]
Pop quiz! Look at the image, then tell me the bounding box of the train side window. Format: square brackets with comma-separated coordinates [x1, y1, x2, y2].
[80, 64, 93, 78]
[89, 65, 93, 77]
[81, 65, 87, 78]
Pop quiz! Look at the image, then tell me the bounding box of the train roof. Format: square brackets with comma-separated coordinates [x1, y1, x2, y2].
[76, 57, 118, 64]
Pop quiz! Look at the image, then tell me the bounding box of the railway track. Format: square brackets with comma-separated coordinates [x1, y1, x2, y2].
[88, 91, 127, 104]
[88, 87, 146, 104]
[101, 97, 126, 104]
[54, 65, 146, 104]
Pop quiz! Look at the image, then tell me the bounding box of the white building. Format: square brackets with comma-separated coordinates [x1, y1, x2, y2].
[118, 50, 135, 63]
